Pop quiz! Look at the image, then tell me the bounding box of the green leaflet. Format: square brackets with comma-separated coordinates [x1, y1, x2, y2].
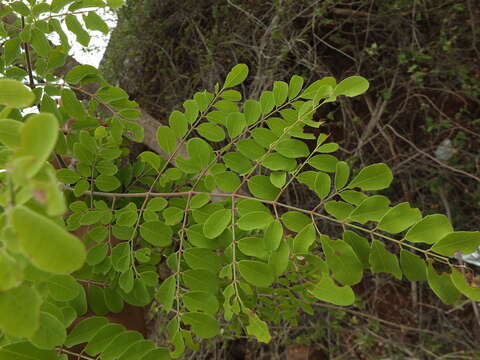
[430, 232, 480, 256]
[450, 269, 480, 301]
[320, 235, 363, 285]
[12, 206, 86, 274]
[0, 342, 58, 360]
[0, 250, 23, 291]
[46, 274, 82, 301]
[15, 113, 58, 178]
[377, 202, 422, 234]
[369, 240, 402, 280]
[182, 312, 219, 339]
[405, 214, 453, 244]
[288, 75, 304, 100]
[248, 175, 280, 200]
[246, 313, 271, 343]
[342, 231, 370, 269]
[203, 209, 231, 239]
[309, 274, 355, 306]
[0, 79, 34, 108]
[263, 220, 283, 252]
[293, 223, 316, 254]
[238, 260, 275, 288]
[333, 76, 369, 97]
[156, 126, 177, 154]
[427, 265, 460, 305]
[0, 284, 41, 338]
[0, 119, 23, 148]
[349, 195, 391, 224]
[399, 250, 427, 281]
[348, 163, 393, 191]
[29, 312, 66, 349]
[237, 211, 273, 230]
[223, 64, 249, 89]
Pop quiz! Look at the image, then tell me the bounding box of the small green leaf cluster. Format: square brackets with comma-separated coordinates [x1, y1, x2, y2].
[0, 3, 479, 359]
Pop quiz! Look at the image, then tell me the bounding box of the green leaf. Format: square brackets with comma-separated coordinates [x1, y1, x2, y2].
[83, 12, 109, 34]
[270, 171, 286, 188]
[237, 211, 273, 230]
[117, 340, 156, 360]
[57, 168, 81, 184]
[321, 235, 363, 285]
[430, 232, 480, 257]
[12, 206, 86, 274]
[349, 195, 391, 224]
[246, 313, 271, 343]
[248, 175, 280, 201]
[0, 285, 41, 338]
[140, 221, 173, 247]
[273, 81, 289, 107]
[95, 175, 121, 191]
[293, 223, 316, 254]
[155, 276, 176, 312]
[197, 122, 225, 142]
[309, 274, 355, 306]
[260, 91, 275, 115]
[288, 75, 304, 100]
[238, 260, 274, 287]
[450, 269, 480, 301]
[169, 111, 188, 138]
[107, 0, 125, 8]
[65, 316, 109, 347]
[183, 291, 219, 315]
[369, 240, 402, 280]
[348, 163, 393, 191]
[184, 248, 220, 271]
[0, 342, 58, 360]
[0, 119, 23, 148]
[339, 190, 367, 205]
[65, 64, 99, 84]
[334, 161, 350, 190]
[61, 88, 87, 120]
[183, 269, 219, 293]
[29, 312, 66, 349]
[182, 312, 219, 339]
[308, 154, 338, 172]
[268, 241, 290, 276]
[223, 151, 252, 174]
[263, 220, 283, 252]
[342, 231, 370, 268]
[244, 100, 262, 125]
[226, 112, 246, 138]
[65, 14, 90, 46]
[203, 209, 231, 239]
[427, 265, 460, 305]
[405, 214, 453, 244]
[281, 211, 311, 232]
[100, 330, 143, 360]
[84, 323, 124, 356]
[377, 202, 422, 234]
[399, 250, 427, 281]
[238, 237, 269, 259]
[15, 113, 58, 178]
[30, 29, 51, 57]
[333, 76, 369, 97]
[88, 286, 109, 315]
[156, 126, 177, 154]
[324, 201, 354, 220]
[0, 251, 23, 291]
[275, 139, 310, 158]
[223, 64, 249, 89]
[4, 38, 22, 66]
[47, 274, 81, 301]
[111, 243, 131, 273]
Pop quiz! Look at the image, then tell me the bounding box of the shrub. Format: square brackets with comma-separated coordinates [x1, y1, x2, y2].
[0, 1, 479, 359]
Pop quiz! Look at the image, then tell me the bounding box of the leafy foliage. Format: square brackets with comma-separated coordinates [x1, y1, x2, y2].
[0, 1, 479, 359]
